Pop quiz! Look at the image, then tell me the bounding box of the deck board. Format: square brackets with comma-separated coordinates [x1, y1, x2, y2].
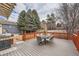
[1, 38, 79, 56]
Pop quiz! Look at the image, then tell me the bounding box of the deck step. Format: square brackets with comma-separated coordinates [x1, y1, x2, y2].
[0, 47, 17, 55]
[15, 41, 24, 44]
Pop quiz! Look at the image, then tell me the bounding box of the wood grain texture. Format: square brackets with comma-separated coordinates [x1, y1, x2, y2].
[1, 38, 79, 56]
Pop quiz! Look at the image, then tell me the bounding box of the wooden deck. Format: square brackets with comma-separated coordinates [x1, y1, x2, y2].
[0, 38, 79, 56]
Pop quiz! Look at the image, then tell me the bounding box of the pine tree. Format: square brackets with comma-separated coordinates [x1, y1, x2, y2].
[17, 9, 41, 33]
[32, 9, 41, 29]
[17, 10, 27, 33]
[25, 9, 37, 32]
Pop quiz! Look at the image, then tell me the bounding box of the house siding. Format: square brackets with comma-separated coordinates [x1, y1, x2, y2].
[2, 24, 19, 34]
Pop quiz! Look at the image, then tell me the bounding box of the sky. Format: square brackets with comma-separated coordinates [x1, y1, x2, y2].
[8, 3, 59, 22]
[0, 16, 7, 20]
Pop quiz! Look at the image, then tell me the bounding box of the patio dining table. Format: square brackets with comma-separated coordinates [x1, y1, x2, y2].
[38, 35, 50, 45]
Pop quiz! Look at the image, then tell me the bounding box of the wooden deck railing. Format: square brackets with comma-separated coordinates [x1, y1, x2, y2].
[22, 32, 36, 41]
[21, 32, 71, 41]
[11, 32, 72, 44]
[36, 32, 71, 39]
[72, 34, 79, 51]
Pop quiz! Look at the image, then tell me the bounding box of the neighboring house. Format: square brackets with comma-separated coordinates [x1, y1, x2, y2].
[0, 3, 16, 34]
[55, 20, 65, 30]
[41, 20, 47, 30]
[0, 20, 19, 34]
[41, 20, 56, 30]
[47, 21, 56, 30]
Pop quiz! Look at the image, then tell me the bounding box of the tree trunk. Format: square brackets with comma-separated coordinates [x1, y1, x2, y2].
[22, 31, 26, 41]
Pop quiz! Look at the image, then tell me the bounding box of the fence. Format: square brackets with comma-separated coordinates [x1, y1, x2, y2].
[11, 32, 72, 44]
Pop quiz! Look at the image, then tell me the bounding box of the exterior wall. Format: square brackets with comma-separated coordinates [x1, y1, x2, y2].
[2, 24, 19, 34]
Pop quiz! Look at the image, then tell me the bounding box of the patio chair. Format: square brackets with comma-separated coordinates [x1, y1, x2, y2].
[46, 35, 54, 42]
[49, 35, 54, 41]
[37, 36, 42, 45]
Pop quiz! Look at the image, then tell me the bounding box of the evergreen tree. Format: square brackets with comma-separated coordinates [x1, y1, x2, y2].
[47, 13, 55, 23]
[32, 9, 41, 29]
[17, 10, 27, 33]
[17, 9, 41, 33]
